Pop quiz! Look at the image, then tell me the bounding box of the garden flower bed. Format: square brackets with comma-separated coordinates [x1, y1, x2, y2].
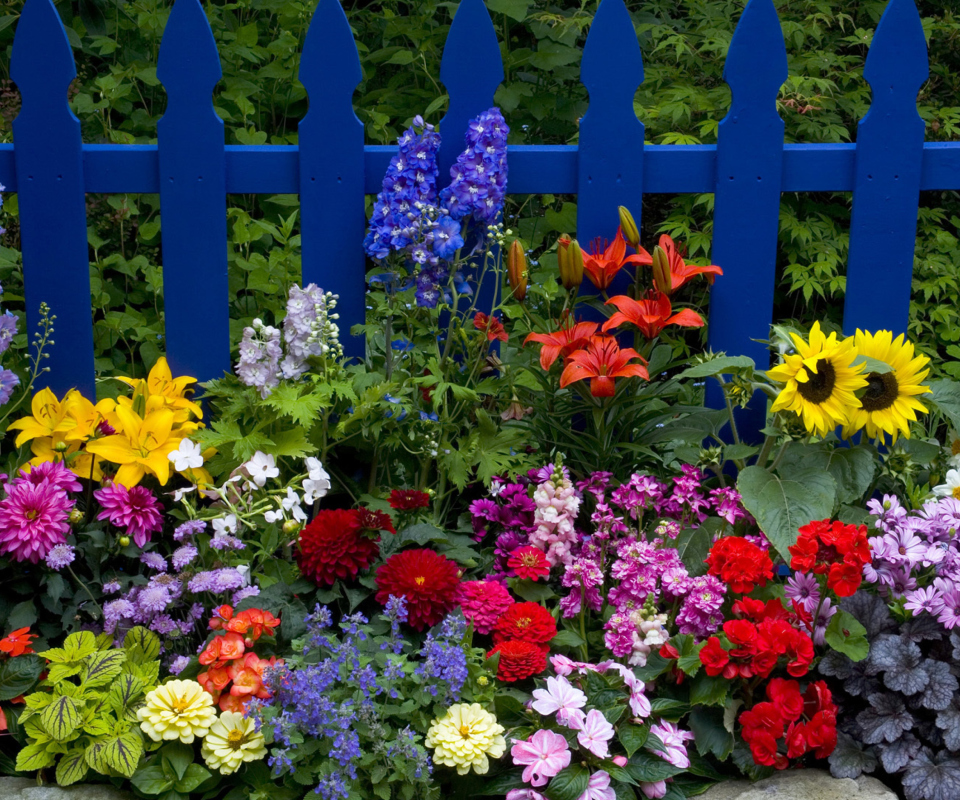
[2, 104, 960, 800]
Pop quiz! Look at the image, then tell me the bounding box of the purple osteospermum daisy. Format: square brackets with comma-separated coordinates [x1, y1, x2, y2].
[784, 572, 820, 613]
[94, 483, 163, 547]
[0, 476, 74, 563]
[905, 586, 938, 616]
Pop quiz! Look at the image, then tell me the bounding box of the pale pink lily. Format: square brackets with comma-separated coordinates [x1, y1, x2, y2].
[577, 770, 616, 800]
[531, 676, 588, 728]
[511, 729, 571, 787]
[571, 709, 615, 759]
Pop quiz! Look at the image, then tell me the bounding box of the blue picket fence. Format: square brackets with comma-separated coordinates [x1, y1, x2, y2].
[2, 0, 959, 438]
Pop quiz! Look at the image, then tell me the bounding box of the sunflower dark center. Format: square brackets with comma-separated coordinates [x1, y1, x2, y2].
[797, 360, 836, 404]
[860, 371, 899, 412]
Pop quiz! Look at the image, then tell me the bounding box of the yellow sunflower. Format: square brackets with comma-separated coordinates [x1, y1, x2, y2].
[842, 330, 931, 443]
[767, 321, 868, 437]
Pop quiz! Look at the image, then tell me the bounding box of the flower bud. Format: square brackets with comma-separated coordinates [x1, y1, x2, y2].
[558, 236, 584, 290]
[118, 536, 130, 547]
[477, 675, 489, 686]
[652, 245, 672, 295]
[282, 519, 300, 536]
[618, 206, 640, 249]
[54, 441, 69, 453]
[507, 239, 527, 301]
[68, 508, 84, 525]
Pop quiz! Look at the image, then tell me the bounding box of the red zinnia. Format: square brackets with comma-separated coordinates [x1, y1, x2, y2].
[0, 628, 36, 657]
[507, 546, 551, 581]
[296, 509, 381, 587]
[375, 548, 461, 631]
[488, 639, 547, 682]
[493, 602, 557, 647]
[389, 490, 431, 512]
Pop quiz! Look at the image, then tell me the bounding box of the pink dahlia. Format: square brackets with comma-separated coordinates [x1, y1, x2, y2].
[0, 478, 74, 563]
[458, 580, 514, 635]
[94, 483, 163, 547]
[21, 461, 83, 494]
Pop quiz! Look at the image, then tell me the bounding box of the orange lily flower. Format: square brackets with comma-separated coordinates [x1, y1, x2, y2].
[655, 235, 723, 293]
[524, 321, 599, 370]
[582, 227, 652, 291]
[559, 336, 649, 398]
[602, 292, 705, 339]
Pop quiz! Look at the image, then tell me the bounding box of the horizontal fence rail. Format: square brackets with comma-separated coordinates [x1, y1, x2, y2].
[2, 0, 959, 442]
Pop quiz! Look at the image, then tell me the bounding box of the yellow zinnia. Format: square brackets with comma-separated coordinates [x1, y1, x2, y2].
[767, 321, 868, 437]
[201, 712, 267, 775]
[425, 703, 506, 775]
[138, 679, 217, 744]
[842, 330, 931, 443]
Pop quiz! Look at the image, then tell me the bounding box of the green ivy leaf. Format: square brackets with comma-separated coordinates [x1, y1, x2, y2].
[825, 609, 869, 662]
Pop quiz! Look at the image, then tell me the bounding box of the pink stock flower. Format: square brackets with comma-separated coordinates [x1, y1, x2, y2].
[511, 729, 571, 787]
[94, 483, 164, 547]
[579, 770, 616, 800]
[531, 675, 587, 727]
[458, 580, 515, 635]
[572, 709, 615, 759]
[0, 475, 74, 563]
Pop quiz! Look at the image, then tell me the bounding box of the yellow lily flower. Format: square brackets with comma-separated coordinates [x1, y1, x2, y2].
[85, 403, 182, 487]
[27, 435, 104, 481]
[116, 357, 202, 421]
[62, 393, 115, 443]
[7, 388, 78, 447]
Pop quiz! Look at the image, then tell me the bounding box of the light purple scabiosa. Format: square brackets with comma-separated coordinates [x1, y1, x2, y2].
[188, 568, 245, 595]
[233, 585, 260, 605]
[44, 543, 76, 571]
[784, 572, 820, 613]
[172, 544, 198, 572]
[0, 474, 74, 563]
[136, 584, 173, 616]
[235, 319, 282, 398]
[140, 552, 168, 572]
[94, 483, 163, 548]
[102, 580, 122, 594]
[168, 655, 190, 676]
[173, 519, 206, 542]
[103, 598, 136, 634]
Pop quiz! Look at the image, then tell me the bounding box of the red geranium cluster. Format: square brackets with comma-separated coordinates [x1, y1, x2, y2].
[297, 507, 393, 587]
[389, 489, 431, 512]
[699, 598, 814, 680]
[788, 519, 870, 597]
[198, 606, 283, 712]
[487, 602, 557, 683]
[740, 678, 838, 768]
[705, 536, 774, 594]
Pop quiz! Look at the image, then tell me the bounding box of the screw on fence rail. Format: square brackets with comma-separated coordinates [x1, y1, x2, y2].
[156, 0, 229, 387]
[577, 0, 644, 294]
[299, 0, 365, 359]
[705, 0, 788, 444]
[843, 0, 928, 337]
[11, 0, 95, 398]
[438, 0, 504, 321]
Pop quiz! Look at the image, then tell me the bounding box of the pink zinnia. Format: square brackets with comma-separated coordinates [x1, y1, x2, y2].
[458, 580, 514, 635]
[0, 477, 74, 563]
[94, 483, 163, 547]
[510, 729, 570, 787]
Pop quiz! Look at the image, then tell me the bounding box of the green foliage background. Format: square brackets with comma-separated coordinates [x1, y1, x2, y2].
[0, 0, 956, 379]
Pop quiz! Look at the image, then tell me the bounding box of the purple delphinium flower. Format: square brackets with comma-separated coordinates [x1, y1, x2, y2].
[0, 369, 19, 405]
[0, 312, 17, 355]
[94, 483, 163, 548]
[235, 320, 282, 398]
[439, 108, 509, 224]
[44, 543, 76, 571]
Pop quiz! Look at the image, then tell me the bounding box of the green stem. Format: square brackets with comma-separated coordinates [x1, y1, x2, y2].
[67, 564, 102, 621]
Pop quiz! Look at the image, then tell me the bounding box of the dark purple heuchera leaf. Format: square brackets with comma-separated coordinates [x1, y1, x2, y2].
[829, 732, 878, 780]
[949, 632, 960, 662]
[902, 752, 960, 800]
[869, 636, 929, 695]
[841, 591, 895, 639]
[902, 613, 945, 643]
[935, 702, 960, 751]
[921, 660, 959, 711]
[819, 649, 853, 680]
[878, 732, 921, 773]
[857, 693, 916, 744]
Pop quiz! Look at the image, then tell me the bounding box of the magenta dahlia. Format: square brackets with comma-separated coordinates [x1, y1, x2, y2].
[0, 477, 74, 563]
[458, 580, 514, 635]
[94, 483, 163, 547]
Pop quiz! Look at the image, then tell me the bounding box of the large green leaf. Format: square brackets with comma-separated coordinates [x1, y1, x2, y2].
[674, 523, 715, 577]
[618, 723, 649, 757]
[825, 609, 869, 662]
[779, 443, 876, 505]
[55, 748, 90, 786]
[544, 763, 589, 800]
[41, 696, 82, 742]
[675, 356, 755, 379]
[929, 379, 960, 431]
[626, 752, 682, 783]
[124, 627, 161, 663]
[688, 707, 734, 761]
[737, 466, 837, 562]
[0, 653, 42, 701]
[131, 763, 173, 795]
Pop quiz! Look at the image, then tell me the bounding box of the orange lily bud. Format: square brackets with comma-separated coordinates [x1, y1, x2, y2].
[558, 236, 584, 290]
[652, 245, 673, 295]
[618, 206, 640, 249]
[507, 239, 527, 301]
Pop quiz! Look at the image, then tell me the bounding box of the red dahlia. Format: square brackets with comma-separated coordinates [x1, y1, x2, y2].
[487, 639, 547, 682]
[375, 548, 461, 631]
[357, 507, 396, 535]
[507, 546, 551, 581]
[296, 509, 380, 587]
[389, 490, 431, 512]
[492, 602, 557, 646]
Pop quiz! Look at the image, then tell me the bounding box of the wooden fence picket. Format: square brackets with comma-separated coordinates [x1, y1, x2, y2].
[156, 0, 229, 386]
[10, 0, 94, 397]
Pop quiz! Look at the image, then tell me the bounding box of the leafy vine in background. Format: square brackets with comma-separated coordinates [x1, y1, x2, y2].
[0, 0, 956, 383]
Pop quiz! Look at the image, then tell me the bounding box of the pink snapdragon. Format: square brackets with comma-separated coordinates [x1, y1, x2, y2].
[531, 675, 587, 727]
[511, 729, 571, 787]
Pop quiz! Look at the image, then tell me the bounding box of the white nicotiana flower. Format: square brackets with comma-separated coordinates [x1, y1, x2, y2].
[169, 439, 204, 472]
[302, 457, 331, 504]
[212, 514, 238, 537]
[245, 451, 279, 488]
[282, 488, 307, 523]
[933, 469, 960, 501]
[171, 486, 196, 503]
[236, 565, 251, 587]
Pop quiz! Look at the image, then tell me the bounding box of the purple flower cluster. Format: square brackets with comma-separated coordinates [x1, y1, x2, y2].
[413, 614, 468, 702]
[0, 282, 19, 404]
[439, 108, 509, 224]
[863, 494, 960, 629]
[235, 319, 282, 398]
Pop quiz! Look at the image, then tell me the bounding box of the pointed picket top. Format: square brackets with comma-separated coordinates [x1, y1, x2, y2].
[300, 0, 362, 111]
[11, 0, 77, 110]
[862, 0, 928, 117]
[438, 0, 503, 172]
[581, 0, 643, 107]
[721, 0, 787, 118]
[157, 0, 222, 106]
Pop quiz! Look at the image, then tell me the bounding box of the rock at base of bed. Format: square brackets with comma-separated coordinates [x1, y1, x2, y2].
[699, 769, 896, 800]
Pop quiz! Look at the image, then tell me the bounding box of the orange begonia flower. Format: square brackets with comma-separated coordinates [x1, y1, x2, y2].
[524, 321, 599, 371]
[582, 227, 652, 291]
[602, 292, 705, 339]
[559, 336, 649, 398]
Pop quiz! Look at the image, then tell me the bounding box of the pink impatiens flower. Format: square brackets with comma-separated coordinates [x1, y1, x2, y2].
[531, 675, 587, 727]
[506, 791, 546, 800]
[571, 709, 615, 759]
[511, 729, 571, 787]
[649, 720, 694, 769]
[94, 483, 163, 547]
[640, 781, 667, 799]
[579, 770, 616, 800]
